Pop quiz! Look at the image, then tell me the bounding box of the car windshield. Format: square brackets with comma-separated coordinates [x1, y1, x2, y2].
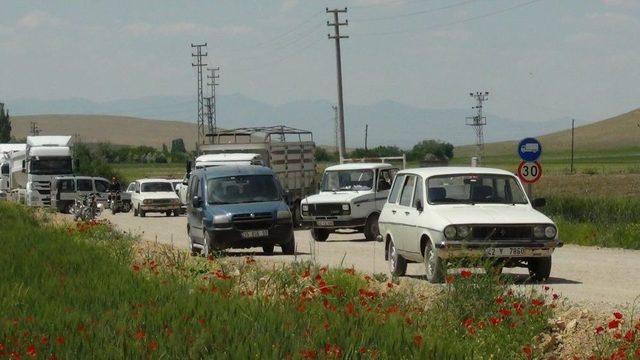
[141, 182, 174, 192]
[29, 157, 72, 175]
[427, 174, 528, 205]
[322, 169, 373, 191]
[207, 175, 280, 204]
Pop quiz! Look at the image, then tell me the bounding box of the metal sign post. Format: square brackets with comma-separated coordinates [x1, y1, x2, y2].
[517, 138, 542, 199]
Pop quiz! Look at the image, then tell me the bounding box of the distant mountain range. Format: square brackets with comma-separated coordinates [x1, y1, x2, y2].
[6, 95, 579, 148]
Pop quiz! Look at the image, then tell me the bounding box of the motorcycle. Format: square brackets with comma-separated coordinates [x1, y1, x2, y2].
[108, 190, 131, 214]
[73, 193, 103, 221]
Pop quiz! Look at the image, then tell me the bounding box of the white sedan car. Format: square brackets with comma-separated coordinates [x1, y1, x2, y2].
[131, 179, 182, 217]
[378, 167, 562, 283]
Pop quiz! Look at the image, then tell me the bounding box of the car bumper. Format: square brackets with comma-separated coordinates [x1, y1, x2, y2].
[207, 223, 294, 250]
[302, 217, 367, 229]
[435, 240, 563, 259]
[140, 205, 181, 211]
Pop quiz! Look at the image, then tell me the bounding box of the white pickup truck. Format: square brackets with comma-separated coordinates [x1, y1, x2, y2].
[301, 162, 398, 242]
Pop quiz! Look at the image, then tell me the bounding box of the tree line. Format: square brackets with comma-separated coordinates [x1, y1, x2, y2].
[315, 139, 454, 163]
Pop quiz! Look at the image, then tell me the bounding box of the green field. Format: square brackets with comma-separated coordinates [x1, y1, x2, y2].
[114, 163, 186, 184]
[0, 202, 564, 358]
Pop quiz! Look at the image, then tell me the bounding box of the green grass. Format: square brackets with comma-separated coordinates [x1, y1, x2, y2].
[0, 202, 556, 359]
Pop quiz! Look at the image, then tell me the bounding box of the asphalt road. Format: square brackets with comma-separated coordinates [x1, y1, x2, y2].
[100, 211, 640, 310]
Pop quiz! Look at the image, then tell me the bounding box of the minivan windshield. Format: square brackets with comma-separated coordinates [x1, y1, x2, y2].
[141, 182, 174, 192]
[427, 174, 528, 205]
[322, 169, 373, 191]
[207, 175, 280, 204]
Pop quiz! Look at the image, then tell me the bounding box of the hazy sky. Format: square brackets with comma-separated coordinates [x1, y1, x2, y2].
[1, 0, 639, 123]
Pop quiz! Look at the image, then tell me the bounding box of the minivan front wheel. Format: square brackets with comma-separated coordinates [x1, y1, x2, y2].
[281, 232, 296, 255]
[311, 228, 329, 242]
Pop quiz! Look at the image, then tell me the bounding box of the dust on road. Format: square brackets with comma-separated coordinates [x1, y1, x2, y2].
[100, 211, 640, 310]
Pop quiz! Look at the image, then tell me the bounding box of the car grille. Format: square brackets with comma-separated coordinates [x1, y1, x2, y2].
[149, 199, 174, 205]
[232, 212, 273, 230]
[309, 203, 343, 216]
[471, 226, 532, 241]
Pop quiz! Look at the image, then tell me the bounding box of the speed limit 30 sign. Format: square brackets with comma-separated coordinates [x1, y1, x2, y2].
[517, 161, 542, 183]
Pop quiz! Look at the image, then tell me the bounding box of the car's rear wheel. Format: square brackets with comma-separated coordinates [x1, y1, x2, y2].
[173, 210, 179, 217]
[424, 241, 444, 283]
[388, 239, 407, 277]
[364, 213, 380, 241]
[281, 233, 296, 255]
[311, 228, 330, 242]
[165, 210, 171, 217]
[262, 245, 274, 255]
[528, 257, 552, 282]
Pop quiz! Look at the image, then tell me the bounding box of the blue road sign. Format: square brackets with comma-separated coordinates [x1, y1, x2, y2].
[518, 137, 542, 162]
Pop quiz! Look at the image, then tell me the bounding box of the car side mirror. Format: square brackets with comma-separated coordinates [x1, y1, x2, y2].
[192, 195, 201, 208]
[415, 199, 424, 212]
[532, 198, 546, 208]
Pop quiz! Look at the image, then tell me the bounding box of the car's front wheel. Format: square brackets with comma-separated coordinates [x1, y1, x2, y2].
[424, 241, 445, 283]
[262, 245, 274, 255]
[281, 233, 296, 255]
[388, 239, 407, 277]
[311, 228, 330, 242]
[528, 257, 552, 282]
[364, 213, 380, 241]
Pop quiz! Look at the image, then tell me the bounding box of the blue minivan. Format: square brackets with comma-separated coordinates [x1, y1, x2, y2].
[186, 165, 296, 256]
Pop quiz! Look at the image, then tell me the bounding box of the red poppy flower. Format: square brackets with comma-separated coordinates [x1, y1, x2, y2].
[132, 264, 140, 272]
[635, 322, 640, 331]
[148, 341, 158, 351]
[9, 352, 20, 360]
[490, 317, 502, 326]
[635, 348, 640, 358]
[244, 257, 256, 265]
[613, 312, 623, 320]
[499, 308, 512, 317]
[608, 319, 621, 329]
[413, 335, 423, 347]
[552, 293, 559, 300]
[531, 298, 544, 307]
[133, 330, 145, 340]
[495, 296, 504, 305]
[543, 286, 549, 291]
[26, 344, 36, 358]
[344, 268, 355, 275]
[345, 302, 356, 316]
[214, 269, 231, 280]
[198, 318, 206, 327]
[386, 282, 394, 289]
[462, 318, 474, 328]
[56, 336, 65, 345]
[300, 349, 317, 359]
[40, 337, 48, 345]
[301, 270, 310, 279]
[623, 330, 635, 343]
[522, 345, 532, 358]
[323, 321, 330, 330]
[460, 270, 472, 279]
[445, 275, 455, 284]
[297, 303, 306, 313]
[0, 343, 5, 351]
[358, 347, 367, 354]
[77, 324, 85, 333]
[595, 326, 605, 334]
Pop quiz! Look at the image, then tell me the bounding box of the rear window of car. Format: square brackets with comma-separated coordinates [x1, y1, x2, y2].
[387, 174, 405, 204]
[141, 182, 173, 192]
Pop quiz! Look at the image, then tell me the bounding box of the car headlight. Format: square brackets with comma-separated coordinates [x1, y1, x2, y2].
[544, 225, 557, 239]
[444, 225, 457, 240]
[342, 204, 350, 211]
[457, 225, 471, 239]
[277, 209, 292, 221]
[533, 225, 545, 239]
[302, 204, 309, 212]
[213, 214, 231, 225]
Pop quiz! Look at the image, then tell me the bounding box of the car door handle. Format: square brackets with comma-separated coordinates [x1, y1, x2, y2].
[404, 211, 410, 215]
[391, 210, 397, 214]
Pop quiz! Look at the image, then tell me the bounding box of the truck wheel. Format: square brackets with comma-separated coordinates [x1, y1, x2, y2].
[388, 239, 407, 277]
[528, 257, 552, 282]
[281, 233, 296, 255]
[311, 228, 329, 242]
[165, 211, 171, 217]
[173, 210, 179, 217]
[424, 241, 445, 283]
[364, 213, 380, 241]
[262, 245, 274, 255]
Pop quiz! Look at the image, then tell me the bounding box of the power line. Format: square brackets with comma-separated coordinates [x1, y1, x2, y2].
[351, 0, 475, 23]
[353, 0, 544, 37]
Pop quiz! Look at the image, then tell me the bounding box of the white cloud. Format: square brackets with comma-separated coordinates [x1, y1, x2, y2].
[17, 10, 62, 29]
[122, 22, 252, 37]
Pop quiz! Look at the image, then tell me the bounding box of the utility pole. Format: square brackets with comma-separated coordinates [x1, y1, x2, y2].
[465, 91, 489, 164]
[364, 124, 368, 151]
[207, 67, 220, 137]
[327, 7, 348, 161]
[332, 105, 339, 155]
[570, 118, 575, 174]
[30, 121, 40, 136]
[191, 43, 208, 145]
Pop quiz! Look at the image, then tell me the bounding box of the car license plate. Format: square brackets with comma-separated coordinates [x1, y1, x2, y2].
[241, 230, 269, 239]
[485, 247, 527, 257]
[316, 220, 334, 227]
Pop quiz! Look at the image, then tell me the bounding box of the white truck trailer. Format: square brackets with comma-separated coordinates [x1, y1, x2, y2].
[0, 144, 26, 200]
[192, 126, 317, 224]
[20, 136, 74, 206]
